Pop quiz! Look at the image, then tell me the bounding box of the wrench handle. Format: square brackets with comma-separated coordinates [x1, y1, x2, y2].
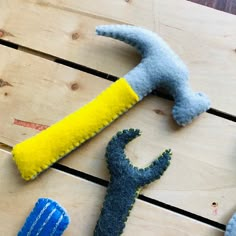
[94, 177, 138, 236]
[12, 78, 139, 180]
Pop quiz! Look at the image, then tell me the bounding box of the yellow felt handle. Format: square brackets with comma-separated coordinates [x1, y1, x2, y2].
[12, 78, 139, 180]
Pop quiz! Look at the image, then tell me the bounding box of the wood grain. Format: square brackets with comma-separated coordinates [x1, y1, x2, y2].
[31, 0, 157, 29]
[0, 0, 235, 114]
[0, 150, 224, 235]
[0, 45, 235, 224]
[0, 0, 141, 76]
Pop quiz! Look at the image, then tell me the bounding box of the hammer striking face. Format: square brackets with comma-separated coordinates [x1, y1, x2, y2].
[12, 25, 210, 180]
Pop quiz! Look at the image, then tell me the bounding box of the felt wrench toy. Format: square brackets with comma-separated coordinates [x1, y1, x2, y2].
[94, 129, 171, 236]
[12, 25, 210, 180]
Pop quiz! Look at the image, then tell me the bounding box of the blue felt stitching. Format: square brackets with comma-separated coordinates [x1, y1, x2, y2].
[18, 198, 70, 236]
[50, 214, 64, 236]
[35, 208, 57, 236]
[25, 202, 51, 236]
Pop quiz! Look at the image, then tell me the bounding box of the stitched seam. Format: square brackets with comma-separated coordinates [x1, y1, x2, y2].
[26, 202, 51, 236]
[50, 214, 64, 236]
[13, 78, 139, 180]
[35, 208, 56, 236]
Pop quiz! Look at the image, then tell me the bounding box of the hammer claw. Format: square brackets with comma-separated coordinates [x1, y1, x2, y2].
[96, 25, 210, 125]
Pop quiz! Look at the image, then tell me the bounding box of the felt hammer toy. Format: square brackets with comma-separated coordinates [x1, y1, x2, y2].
[12, 25, 210, 180]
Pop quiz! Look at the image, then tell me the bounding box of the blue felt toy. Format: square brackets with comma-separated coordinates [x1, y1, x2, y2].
[226, 213, 236, 236]
[94, 129, 172, 236]
[18, 198, 70, 236]
[96, 25, 210, 126]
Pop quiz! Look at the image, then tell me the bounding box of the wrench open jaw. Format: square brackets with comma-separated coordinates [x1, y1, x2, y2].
[94, 129, 172, 236]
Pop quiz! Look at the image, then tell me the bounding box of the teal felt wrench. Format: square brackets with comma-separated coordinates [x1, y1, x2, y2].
[94, 129, 172, 236]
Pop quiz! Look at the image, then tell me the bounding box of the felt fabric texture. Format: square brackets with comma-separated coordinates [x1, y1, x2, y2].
[94, 129, 172, 236]
[12, 78, 139, 180]
[96, 25, 210, 126]
[225, 213, 236, 236]
[18, 198, 69, 236]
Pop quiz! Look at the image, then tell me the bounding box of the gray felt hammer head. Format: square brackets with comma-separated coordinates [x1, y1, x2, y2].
[96, 25, 210, 126]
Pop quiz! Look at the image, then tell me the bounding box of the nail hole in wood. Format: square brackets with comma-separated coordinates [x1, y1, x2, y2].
[212, 202, 218, 207]
[71, 83, 79, 91]
[72, 32, 80, 40]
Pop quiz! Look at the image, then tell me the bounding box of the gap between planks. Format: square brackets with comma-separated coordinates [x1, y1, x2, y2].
[0, 39, 235, 123]
[0, 150, 224, 235]
[0, 145, 226, 231]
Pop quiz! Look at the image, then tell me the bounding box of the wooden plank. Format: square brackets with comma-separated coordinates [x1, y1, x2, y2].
[157, 0, 236, 115]
[0, 150, 223, 235]
[30, 0, 157, 29]
[0, 45, 235, 224]
[188, 0, 236, 15]
[0, 0, 235, 113]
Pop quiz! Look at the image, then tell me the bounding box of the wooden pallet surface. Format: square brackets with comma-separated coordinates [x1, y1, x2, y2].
[0, 0, 235, 235]
[0, 45, 235, 225]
